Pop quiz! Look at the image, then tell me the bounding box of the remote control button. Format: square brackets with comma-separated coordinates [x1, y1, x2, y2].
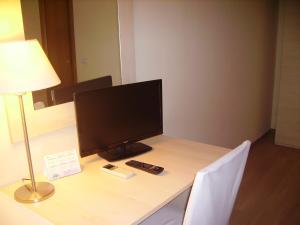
[142, 164, 152, 169]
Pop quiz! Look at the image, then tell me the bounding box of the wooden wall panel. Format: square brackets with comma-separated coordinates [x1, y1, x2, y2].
[275, 0, 300, 148]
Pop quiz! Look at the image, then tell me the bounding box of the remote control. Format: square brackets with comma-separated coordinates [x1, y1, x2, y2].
[125, 160, 164, 175]
[101, 164, 135, 179]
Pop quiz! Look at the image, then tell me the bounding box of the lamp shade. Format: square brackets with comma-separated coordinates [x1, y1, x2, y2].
[0, 39, 60, 94]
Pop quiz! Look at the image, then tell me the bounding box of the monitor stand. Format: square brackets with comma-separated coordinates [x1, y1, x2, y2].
[97, 142, 152, 162]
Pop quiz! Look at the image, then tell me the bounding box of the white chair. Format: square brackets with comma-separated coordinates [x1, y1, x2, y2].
[140, 140, 251, 225]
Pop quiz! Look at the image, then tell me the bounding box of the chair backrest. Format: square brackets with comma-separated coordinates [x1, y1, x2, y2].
[183, 140, 251, 225]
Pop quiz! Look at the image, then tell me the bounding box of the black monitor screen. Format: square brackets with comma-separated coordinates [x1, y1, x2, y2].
[74, 79, 163, 161]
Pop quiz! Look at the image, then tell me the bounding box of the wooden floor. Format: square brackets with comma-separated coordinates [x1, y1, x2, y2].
[230, 131, 300, 225]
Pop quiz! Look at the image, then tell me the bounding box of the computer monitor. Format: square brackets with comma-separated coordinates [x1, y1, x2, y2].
[74, 79, 163, 161]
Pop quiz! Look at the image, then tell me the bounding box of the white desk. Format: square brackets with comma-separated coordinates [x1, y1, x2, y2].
[0, 136, 229, 225]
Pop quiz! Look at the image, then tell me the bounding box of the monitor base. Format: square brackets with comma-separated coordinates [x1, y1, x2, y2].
[97, 142, 152, 162]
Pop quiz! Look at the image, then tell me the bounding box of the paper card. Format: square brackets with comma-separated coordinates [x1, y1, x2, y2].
[44, 149, 81, 180]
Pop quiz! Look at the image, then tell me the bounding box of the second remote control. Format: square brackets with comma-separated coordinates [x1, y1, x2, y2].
[125, 160, 164, 175]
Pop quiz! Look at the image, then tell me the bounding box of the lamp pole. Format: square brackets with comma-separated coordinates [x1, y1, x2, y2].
[18, 95, 37, 192]
[14, 94, 55, 203]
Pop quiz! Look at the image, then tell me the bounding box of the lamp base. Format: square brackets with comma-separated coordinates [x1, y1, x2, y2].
[14, 182, 55, 203]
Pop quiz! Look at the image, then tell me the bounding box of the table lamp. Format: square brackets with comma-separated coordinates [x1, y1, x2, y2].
[0, 40, 61, 203]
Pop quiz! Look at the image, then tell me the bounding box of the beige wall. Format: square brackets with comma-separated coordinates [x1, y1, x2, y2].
[73, 0, 121, 85]
[131, 0, 277, 148]
[0, 0, 24, 42]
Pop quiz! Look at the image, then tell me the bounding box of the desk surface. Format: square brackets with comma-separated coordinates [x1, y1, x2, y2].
[1, 136, 229, 225]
